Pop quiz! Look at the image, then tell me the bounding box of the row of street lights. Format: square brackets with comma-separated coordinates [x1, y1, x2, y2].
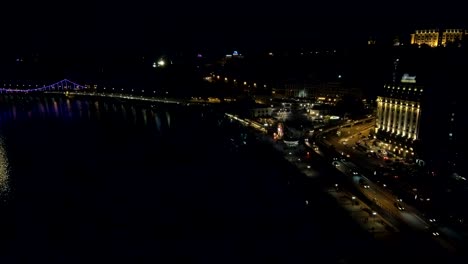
[211, 73, 268, 89]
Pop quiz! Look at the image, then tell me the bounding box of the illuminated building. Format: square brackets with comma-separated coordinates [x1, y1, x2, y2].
[225, 50, 244, 59]
[307, 81, 362, 101]
[283, 81, 308, 98]
[375, 80, 423, 154]
[410, 28, 468, 47]
[410, 29, 439, 47]
[250, 107, 274, 117]
[277, 80, 361, 102]
[376, 47, 468, 176]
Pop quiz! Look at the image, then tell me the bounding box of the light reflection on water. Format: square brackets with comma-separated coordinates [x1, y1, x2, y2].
[131, 106, 137, 124]
[0, 95, 171, 130]
[155, 112, 161, 131]
[0, 137, 10, 198]
[0, 95, 177, 200]
[142, 109, 147, 126]
[166, 111, 171, 128]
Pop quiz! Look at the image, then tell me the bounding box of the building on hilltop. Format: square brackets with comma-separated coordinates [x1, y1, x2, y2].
[410, 28, 468, 47]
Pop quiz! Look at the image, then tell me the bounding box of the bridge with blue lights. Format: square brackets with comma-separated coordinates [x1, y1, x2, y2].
[0, 79, 181, 104]
[0, 79, 86, 93]
[0, 79, 220, 106]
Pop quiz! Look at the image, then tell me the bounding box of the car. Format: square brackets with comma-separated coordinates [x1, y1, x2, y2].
[394, 203, 405, 211]
[359, 179, 370, 189]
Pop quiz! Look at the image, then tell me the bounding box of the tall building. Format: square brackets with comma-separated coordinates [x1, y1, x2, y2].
[410, 28, 468, 47]
[376, 47, 468, 177]
[375, 79, 423, 157]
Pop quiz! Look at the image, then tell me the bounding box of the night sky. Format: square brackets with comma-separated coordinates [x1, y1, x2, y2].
[1, 0, 466, 55]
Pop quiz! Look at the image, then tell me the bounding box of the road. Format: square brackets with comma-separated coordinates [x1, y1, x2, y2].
[227, 113, 400, 238]
[225, 112, 468, 261]
[313, 117, 462, 253]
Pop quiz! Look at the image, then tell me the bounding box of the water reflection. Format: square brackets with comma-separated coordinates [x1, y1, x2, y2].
[86, 101, 91, 120]
[0, 94, 173, 130]
[166, 111, 171, 128]
[0, 94, 198, 203]
[130, 106, 137, 124]
[52, 99, 59, 117]
[142, 109, 147, 126]
[12, 105, 16, 120]
[0, 137, 10, 197]
[155, 112, 161, 132]
[66, 99, 72, 119]
[38, 101, 46, 116]
[77, 100, 83, 118]
[120, 104, 127, 121]
[95, 101, 101, 120]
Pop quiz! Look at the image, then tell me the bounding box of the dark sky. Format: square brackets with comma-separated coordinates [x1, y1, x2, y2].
[1, 0, 466, 55]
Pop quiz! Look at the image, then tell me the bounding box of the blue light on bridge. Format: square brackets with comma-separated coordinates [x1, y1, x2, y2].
[0, 79, 86, 94]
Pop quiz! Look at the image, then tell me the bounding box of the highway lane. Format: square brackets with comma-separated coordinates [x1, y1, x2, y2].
[314, 117, 462, 253]
[334, 160, 425, 227]
[228, 113, 463, 257]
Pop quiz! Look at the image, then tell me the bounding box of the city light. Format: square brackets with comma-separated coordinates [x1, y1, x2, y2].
[0, 79, 86, 93]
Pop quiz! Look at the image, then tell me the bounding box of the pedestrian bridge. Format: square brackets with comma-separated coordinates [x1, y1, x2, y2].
[0, 79, 86, 93]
